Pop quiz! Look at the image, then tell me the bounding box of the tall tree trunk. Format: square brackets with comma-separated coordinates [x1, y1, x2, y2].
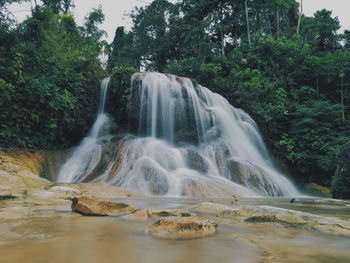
[221, 30, 226, 58]
[245, 0, 251, 47]
[220, 6, 225, 58]
[276, 6, 280, 38]
[297, 0, 303, 34]
[341, 73, 345, 120]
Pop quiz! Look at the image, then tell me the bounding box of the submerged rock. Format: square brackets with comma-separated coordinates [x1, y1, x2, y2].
[145, 216, 217, 239]
[290, 198, 301, 203]
[122, 209, 150, 222]
[148, 209, 191, 219]
[71, 197, 138, 216]
[0, 194, 17, 201]
[122, 209, 192, 222]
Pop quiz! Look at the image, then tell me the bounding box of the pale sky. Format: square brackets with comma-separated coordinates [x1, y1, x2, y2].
[9, 0, 350, 43]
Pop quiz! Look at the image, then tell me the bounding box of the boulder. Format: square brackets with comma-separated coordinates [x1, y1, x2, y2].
[145, 216, 217, 239]
[71, 197, 138, 216]
[226, 160, 281, 196]
[186, 149, 209, 174]
[140, 164, 169, 195]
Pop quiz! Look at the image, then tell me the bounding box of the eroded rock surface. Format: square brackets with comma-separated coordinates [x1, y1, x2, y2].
[71, 197, 138, 216]
[145, 216, 217, 239]
[189, 202, 350, 237]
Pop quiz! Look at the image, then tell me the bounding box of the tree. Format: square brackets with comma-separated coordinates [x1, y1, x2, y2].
[41, 0, 74, 14]
[301, 9, 340, 52]
[107, 27, 138, 71]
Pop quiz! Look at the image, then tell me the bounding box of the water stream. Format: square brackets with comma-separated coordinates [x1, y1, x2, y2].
[58, 78, 112, 183]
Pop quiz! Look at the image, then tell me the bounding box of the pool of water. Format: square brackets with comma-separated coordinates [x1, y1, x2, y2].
[0, 198, 349, 263]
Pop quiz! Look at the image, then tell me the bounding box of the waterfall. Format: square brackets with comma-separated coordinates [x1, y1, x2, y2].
[58, 73, 300, 197]
[104, 72, 299, 197]
[58, 78, 111, 183]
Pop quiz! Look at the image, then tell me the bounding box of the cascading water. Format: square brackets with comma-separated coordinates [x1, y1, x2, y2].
[59, 72, 300, 197]
[58, 78, 112, 183]
[101, 73, 299, 197]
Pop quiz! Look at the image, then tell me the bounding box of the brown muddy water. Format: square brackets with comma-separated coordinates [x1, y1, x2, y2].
[0, 198, 350, 263]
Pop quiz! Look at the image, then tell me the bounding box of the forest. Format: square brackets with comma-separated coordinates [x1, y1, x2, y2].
[1, 0, 350, 198]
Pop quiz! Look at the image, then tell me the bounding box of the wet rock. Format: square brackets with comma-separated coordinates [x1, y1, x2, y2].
[78, 183, 144, 199]
[0, 169, 51, 193]
[180, 179, 238, 198]
[49, 186, 81, 195]
[0, 194, 17, 201]
[145, 216, 217, 239]
[310, 199, 350, 206]
[189, 202, 238, 217]
[245, 215, 279, 223]
[304, 183, 331, 197]
[40, 149, 72, 181]
[71, 197, 138, 216]
[190, 202, 350, 236]
[290, 198, 301, 203]
[148, 209, 191, 219]
[140, 164, 169, 195]
[0, 150, 45, 176]
[186, 149, 209, 174]
[226, 160, 281, 196]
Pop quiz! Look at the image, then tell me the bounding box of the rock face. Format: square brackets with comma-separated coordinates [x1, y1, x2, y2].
[186, 149, 209, 174]
[145, 217, 218, 239]
[304, 183, 331, 197]
[332, 142, 350, 199]
[180, 179, 238, 198]
[40, 149, 72, 181]
[71, 197, 138, 216]
[226, 160, 281, 196]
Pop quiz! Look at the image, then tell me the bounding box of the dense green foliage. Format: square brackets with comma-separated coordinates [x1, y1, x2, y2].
[0, 2, 106, 147]
[1, 0, 350, 192]
[107, 0, 350, 190]
[332, 143, 350, 199]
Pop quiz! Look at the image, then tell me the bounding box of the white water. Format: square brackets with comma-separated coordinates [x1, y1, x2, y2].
[59, 73, 300, 197]
[58, 78, 111, 183]
[105, 73, 299, 197]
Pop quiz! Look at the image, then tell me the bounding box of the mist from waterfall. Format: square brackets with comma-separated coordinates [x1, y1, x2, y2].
[58, 78, 111, 183]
